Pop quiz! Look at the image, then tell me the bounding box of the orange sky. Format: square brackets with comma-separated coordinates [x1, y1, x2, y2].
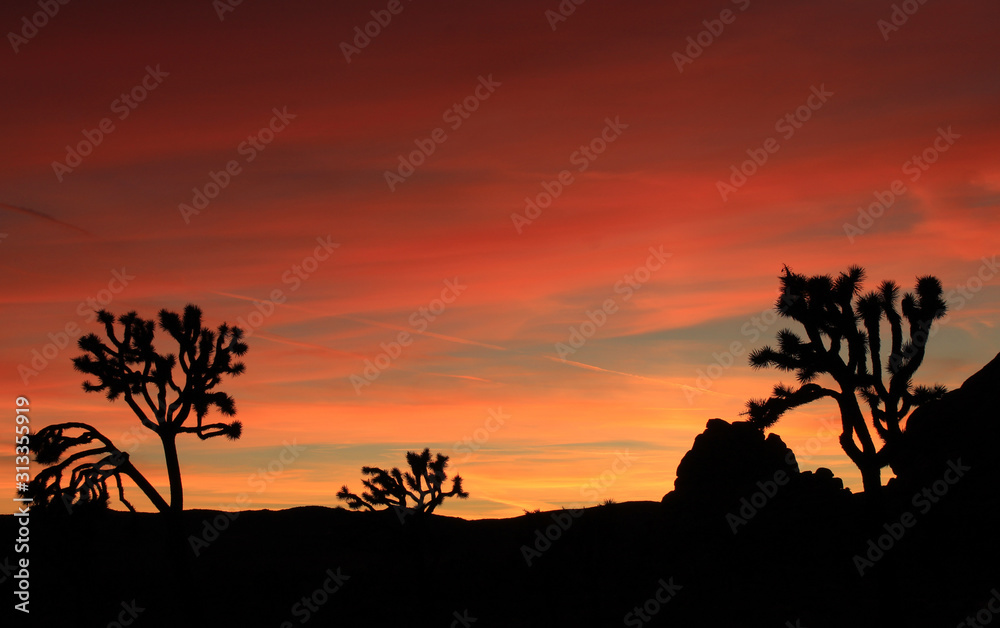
[3, 0, 999, 518]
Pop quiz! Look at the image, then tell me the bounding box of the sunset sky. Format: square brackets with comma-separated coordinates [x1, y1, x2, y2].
[3, 0, 999, 518]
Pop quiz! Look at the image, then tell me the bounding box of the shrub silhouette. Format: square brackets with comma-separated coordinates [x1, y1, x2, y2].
[24, 305, 246, 515]
[744, 265, 947, 494]
[337, 448, 469, 515]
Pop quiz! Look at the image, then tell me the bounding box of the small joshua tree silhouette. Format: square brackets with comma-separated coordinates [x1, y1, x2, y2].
[337, 448, 469, 517]
[24, 305, 246, 515]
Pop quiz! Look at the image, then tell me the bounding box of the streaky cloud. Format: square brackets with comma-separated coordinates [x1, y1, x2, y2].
[1, 201, 96, 237]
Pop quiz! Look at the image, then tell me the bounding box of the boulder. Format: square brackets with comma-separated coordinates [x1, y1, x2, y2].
[663, 418, 848, 512]
[892, 351, 1000, 490]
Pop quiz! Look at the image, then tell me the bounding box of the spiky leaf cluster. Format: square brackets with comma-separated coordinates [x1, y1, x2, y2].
[72, 305, 246, 439]
[746, 267, 945, 430]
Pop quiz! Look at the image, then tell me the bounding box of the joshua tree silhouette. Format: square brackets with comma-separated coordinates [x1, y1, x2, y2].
[337, 448, 469, 516]
[24, 305, 246, 515]
[744, 265, 947, 494]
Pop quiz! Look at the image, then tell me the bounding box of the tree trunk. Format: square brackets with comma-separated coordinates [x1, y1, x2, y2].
[120, 457, 170, 513]
[161, 431, 183, 513]
[860, 462, 882, 495]
[835, 392, 884, 500]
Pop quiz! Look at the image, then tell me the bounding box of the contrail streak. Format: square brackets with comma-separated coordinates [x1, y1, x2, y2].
[1, 202, 95, 237]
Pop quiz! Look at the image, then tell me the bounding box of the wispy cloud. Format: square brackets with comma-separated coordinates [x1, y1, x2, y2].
[0, 201, 95, 237]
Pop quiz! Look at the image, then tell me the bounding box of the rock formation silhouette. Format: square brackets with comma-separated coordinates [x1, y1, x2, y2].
[663, 418, 847, 514]
[892, 350, 1000, 488]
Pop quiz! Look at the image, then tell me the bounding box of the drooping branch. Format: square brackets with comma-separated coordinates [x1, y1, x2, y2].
[745, 383, 840, 430]
[25, 423, 169, 514]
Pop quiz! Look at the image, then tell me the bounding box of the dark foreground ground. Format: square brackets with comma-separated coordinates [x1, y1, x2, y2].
[1, 477, 997, 628]
[6, 353, 1000, 627]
